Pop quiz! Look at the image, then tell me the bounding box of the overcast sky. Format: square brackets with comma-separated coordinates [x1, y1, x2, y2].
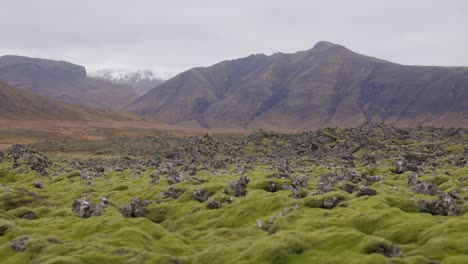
[1, 0, 467, 78]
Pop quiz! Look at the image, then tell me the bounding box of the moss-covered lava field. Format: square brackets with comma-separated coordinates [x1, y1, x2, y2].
[0, 124, 467, 263]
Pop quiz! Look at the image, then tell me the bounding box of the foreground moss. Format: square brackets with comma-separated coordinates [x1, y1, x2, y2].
[0, 125, 467, 263]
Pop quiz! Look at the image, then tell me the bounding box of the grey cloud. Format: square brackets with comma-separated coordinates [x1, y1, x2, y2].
[1, 0, 467, 77]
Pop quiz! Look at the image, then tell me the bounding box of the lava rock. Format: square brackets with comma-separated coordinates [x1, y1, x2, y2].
[150, 173, 160, 184]
[364, 175, 385, 186]
[229, 175, 250, 197]
[120, 198, 150, 217]
[193, 188, 210, 202]
[72, 197, 107, 218]
[357, 187, 378, 197]
[265, 181, 277, 192]
[317, 172, 340, 194]
[448, 190, 462, 200]
[166, 172, 183, 185]
[7, 144, 27, 159]
[21, 212, 38, 220]
[10, 236, 29, 252]
[411, 181, 438, 196]
[341, 183, 359, 194]
[396, 160, 418, 174]
[207, 200, 222, 209]
[374, 243, 403, 258]
[418, 193, 460, 216]
[322, 196, 342, 209]
[162, 185, 184, 199]
[33, 181, 43, 189]
[291, 175, 309, 188]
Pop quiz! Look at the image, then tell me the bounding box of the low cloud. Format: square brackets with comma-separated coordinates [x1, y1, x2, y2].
[1, 0, 467, 76]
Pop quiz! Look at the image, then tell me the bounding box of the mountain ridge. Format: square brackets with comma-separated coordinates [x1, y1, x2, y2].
[126, 41, 468, 129]
[0, 55, 139, 110]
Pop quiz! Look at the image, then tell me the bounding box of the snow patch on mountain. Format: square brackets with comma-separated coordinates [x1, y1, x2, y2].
[90, 69, 165, 95]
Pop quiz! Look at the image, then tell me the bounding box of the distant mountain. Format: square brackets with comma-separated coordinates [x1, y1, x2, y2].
[0, 55, 138, 110]
[91, 69, 165, 95]
[0, 81, 143, 121]
[126, 41, 468, 129]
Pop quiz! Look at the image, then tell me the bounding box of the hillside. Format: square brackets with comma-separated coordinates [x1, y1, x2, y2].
[126, 41, 468, 129]
[91, 69, 165, 95]
[0, 55, 139, 110]
[0, 81, 141, 121]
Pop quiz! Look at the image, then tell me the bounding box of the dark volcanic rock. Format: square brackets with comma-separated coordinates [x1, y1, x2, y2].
[322, 196, 342, 209]
[230, 175, 250, 197]
[342, 183, 360, 194]
[6, 145, 50, 175]
[193, 188, 210, 202]
[396, 160, 418, 174]
[317, 172, 341, 194]
[10, 236, 29, 252]
[207, 200, 222, 209]
[372, 243, 403, 258]
[72, 197, 107, 218]
[157, 186, 184, 202]
[357, 187, 378, 197]
[265, 181, 277, 192]
[21, 212, 38, 220]
[364, 175, 385, 186]
[33, 181, 43, 189]
[120, 198, 150, 218]
[7, 144, 27, 159]
[407, 173, 438, 195]
[291, 175, 309, 188]
[418, 193, 460, 216]
[150, 173, 160, 184]
[411, 181, 438, 196]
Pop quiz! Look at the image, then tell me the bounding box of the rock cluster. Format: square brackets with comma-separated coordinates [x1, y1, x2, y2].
[72, 197, 108, 218]
[120, 198, 150, 217]
[10, 237, 29, 252]
[418, 192, 460, 216]
[229, 175, 250, 197]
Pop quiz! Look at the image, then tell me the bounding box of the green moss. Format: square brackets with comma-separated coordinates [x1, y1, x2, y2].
[7, 207, 38, 219]
[145, 204, 168, 223]
[444, 144, 464, 155]
[1, 133, 467, 263]
[384, 196, 418, 213]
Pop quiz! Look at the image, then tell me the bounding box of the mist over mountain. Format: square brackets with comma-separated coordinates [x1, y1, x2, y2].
[127, 41, 468, 130]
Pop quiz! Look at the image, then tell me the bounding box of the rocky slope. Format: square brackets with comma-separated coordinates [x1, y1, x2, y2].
[91, 69, 165, 95]
[0, 55, 139, 110]
[126, 41, 468, 130]
[0, 124, 467, 263]
[0, 81, 143, 121]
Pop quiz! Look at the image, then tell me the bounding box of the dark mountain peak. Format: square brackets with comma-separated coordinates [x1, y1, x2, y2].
[128, 44, 468, 130]
[311, 41, 349, 54]
[313, 41, 339, 48]
[0, 55, 87, 79]
[0, 55, 138, 109]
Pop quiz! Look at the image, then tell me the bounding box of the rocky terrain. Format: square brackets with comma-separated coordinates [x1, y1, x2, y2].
[127, 41, 468, 130]
[91, 69, 165, 95]
[0, 124, 467, 263]
[0, 55, 138, 110]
